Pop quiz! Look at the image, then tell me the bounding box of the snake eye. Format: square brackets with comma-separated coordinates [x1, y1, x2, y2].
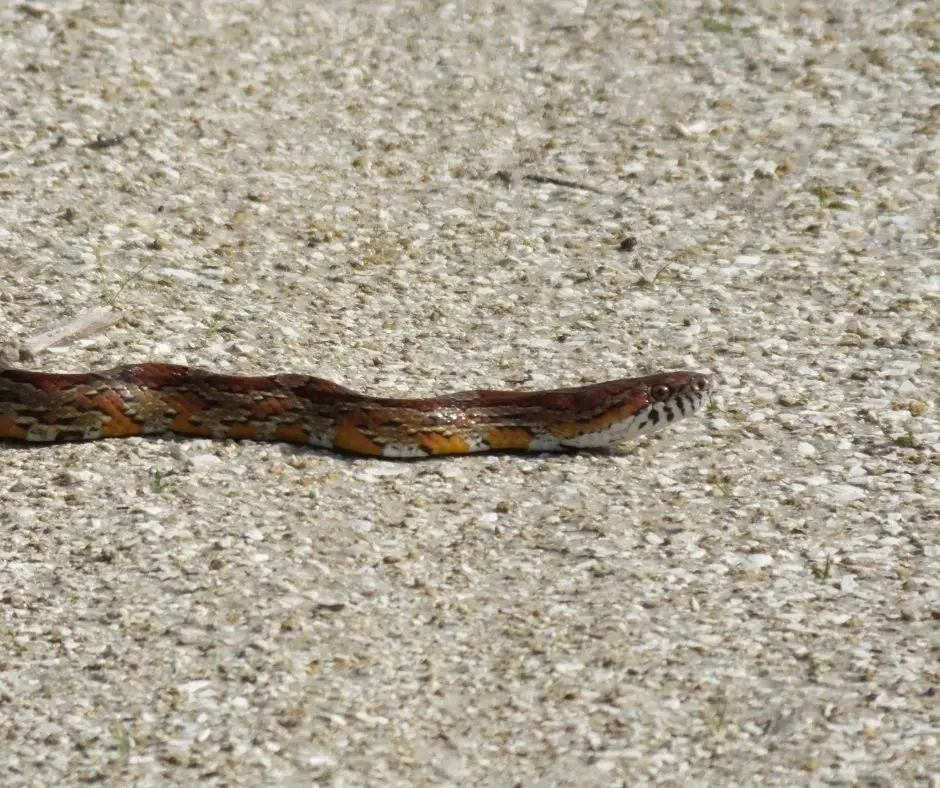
[651, 384, 672, 401]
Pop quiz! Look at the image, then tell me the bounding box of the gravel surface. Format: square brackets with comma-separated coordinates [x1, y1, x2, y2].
[2, 0, 939, 785]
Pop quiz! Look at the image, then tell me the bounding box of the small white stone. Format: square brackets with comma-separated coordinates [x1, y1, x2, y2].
[360, 465, 410, 479]
[178, 679, 212, 695]
[555, 661, 585, 674]
[146, 147, 171, 163]
[675, 120, 710, 137]
[159, 267, 198, 281]
[824, 484, 867, 502]
[345, 518, 374, 533]
[188, 453, 222, 470]
[844, 464, 868, 480]
[739, 553, 774, 570]
[796, 442, 816, 457]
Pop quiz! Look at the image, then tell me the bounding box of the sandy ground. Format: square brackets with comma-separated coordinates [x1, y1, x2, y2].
[1, 0, 939, 785]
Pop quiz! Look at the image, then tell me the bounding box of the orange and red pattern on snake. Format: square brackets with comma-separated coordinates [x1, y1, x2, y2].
[0, 364, 710, 457]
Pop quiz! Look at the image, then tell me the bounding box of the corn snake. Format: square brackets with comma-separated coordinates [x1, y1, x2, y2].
[0, 364, 710, 458]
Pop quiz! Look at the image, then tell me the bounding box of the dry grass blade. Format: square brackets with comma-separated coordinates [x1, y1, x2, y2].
[21, 308, 126, 355]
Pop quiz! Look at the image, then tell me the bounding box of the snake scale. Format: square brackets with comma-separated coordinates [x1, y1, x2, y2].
[0, 364, 710, 458]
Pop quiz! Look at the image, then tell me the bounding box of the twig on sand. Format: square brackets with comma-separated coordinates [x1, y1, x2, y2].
[20, 308, 126, 356]
[523, 173, 605, 194]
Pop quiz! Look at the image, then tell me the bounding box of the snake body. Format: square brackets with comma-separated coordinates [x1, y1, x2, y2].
[0, 365, 709, 458]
